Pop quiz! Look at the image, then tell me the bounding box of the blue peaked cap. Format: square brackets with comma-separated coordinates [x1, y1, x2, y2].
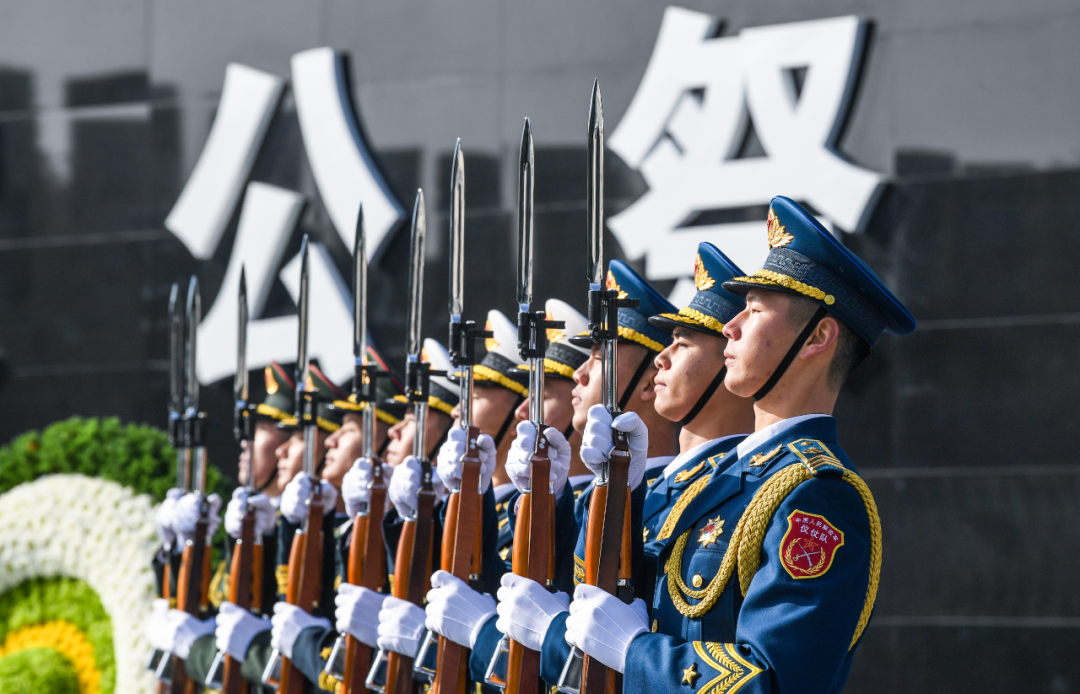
[649, 242, 746, 337]
[722, 196, 916, 346]
[569, 259, 677, 353]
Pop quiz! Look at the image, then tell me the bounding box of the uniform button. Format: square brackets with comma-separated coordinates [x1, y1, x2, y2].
[692, 574, 703, 588]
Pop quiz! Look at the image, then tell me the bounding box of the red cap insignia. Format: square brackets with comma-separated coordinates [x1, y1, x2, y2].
[779, 510, 844, 580]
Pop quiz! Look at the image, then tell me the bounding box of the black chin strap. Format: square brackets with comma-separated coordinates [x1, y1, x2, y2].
[752, 307, 828, 401]
[678, 366, 727, 427]
[562, 420, 576, 440]
[494, 395, 525, 446]
[376, 432, 391, 459]
[618, 352, 655, 412]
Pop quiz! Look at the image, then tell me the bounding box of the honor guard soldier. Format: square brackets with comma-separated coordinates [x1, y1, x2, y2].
[269, 349, 408, 691]
[491, 259, 683, 686]
[496, 248, 759, 686]
[562, 197, 915, 694]
[176, 362, 300, 690]
[423, 298, 593, 687]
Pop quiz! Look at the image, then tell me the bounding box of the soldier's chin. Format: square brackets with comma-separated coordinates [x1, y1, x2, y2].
[721, 370, 755, 399]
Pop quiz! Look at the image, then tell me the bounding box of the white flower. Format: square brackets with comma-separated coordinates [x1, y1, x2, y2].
[0, 474, 160, 694]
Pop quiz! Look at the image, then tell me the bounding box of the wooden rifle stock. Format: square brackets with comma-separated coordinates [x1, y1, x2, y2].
[433, 426, 484, 694]
[579, 431, 632, 694]
[170, 514, 209, 694]
[505, 432, 555, 694]
[221, 509, 257, 694]
[280, 488, 326, 694]
[343, 465, 389, 694]
[386, 469, 436, 694]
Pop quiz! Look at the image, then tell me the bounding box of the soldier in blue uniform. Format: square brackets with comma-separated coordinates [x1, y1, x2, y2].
[422, 298, 593, 687]
[494, 247, 759, 687]
[561, 197, 915, 694]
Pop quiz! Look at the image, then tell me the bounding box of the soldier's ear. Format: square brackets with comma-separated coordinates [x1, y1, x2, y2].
[800, 316, 842, 361]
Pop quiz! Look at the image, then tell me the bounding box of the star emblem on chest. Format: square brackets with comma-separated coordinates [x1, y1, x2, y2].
[682, 663, 700, 685]
[698, 516, 725, 547]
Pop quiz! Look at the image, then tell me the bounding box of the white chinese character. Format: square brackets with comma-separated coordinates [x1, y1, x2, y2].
[801, 524, 810, 533]
[608, 7, 882, 285]
[166, 50, 404, 385]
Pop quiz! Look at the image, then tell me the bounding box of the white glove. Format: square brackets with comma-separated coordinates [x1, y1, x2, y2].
[270, 603, 331, 659]
[377, 596, 427, 656]
[495, 573, 570, 652]
[224, 488, 277, 538]
[163, 609, 216, 660]
[388, 456, 448, 519]
[215, 601, 270, 661]
[155, 488, 184, 550]
[280, 472, 338, 524]
[342, 458, 393, 518]
[564, 584, 649, 674]
[436, 427, 497, 495]
[145, 598, 172, 651]
[505, 422, 572, 500]
[174, 493, 223, 546]
[335, 583, 387, 648]
[424, 570, 497, 649]
[579, 406, 650, 491]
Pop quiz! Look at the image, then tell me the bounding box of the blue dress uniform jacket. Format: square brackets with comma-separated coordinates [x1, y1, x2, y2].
[537, 443, 741, 687]
[624, 417, 880, 694]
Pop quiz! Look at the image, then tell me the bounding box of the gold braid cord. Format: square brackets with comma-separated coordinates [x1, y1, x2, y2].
[654, 474, 712, 542]
[664, 463, 881, 650]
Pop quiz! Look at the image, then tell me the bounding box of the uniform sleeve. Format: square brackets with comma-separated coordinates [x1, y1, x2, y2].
[290, 625, 337, 688]
[539, 612, 572, 686]
[241, 629, 274, 690]
[623, 477, 873, 694]
[182, 633, 217, 685]
[469, 614, 503, 683]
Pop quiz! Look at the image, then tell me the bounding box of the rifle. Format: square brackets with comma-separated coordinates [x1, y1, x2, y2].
[367, 191, 437, 694]
[556, 81, 638, 694]
[417, 140, 488, 694]
[147, 283, 187, 686]
[157, 277, 213, 694]
[262, 236, 327, 694]
[206, 267, 262, 693]
[324, 205, 392, 692]
[486, 120, 563, 694]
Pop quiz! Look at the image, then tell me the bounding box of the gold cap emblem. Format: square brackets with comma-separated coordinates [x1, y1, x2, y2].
[545, 310, 564, 344]
[693, 254, 715, 291]
[264, 366, 278, 394]
[606, 270, 629, 299]
[767, 208, 794, 248]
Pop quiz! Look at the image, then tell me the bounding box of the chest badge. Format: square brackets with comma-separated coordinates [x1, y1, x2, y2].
[779, 510, 845, 579]
[697, 516, 725, 547]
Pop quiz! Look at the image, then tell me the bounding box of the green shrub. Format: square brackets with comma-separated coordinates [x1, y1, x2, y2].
[0, 416, 225, 502]
[0, 648, 80, 694]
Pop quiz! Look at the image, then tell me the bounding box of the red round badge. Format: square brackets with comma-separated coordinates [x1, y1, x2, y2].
[779, 510, 844, 580]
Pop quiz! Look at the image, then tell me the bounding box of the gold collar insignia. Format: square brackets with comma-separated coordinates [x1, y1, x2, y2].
[747, 444, 784, 468]
[674, 460, 706, 484]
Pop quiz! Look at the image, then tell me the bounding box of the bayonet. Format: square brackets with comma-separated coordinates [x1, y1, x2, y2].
[266, 234, 327, 694]
[586, 80, 604, 290]
[516, 120, 534, 312]
[557, 80, 635, 694]
[450, 140, 465, 320]
[168, 283, 186, 490]
[407, 191, 426, 361]
[377, 189, 437, 694]
[488, 119, 559, 694]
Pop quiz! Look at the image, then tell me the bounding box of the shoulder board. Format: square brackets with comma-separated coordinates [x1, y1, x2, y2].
[787, 438, 845, 476]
